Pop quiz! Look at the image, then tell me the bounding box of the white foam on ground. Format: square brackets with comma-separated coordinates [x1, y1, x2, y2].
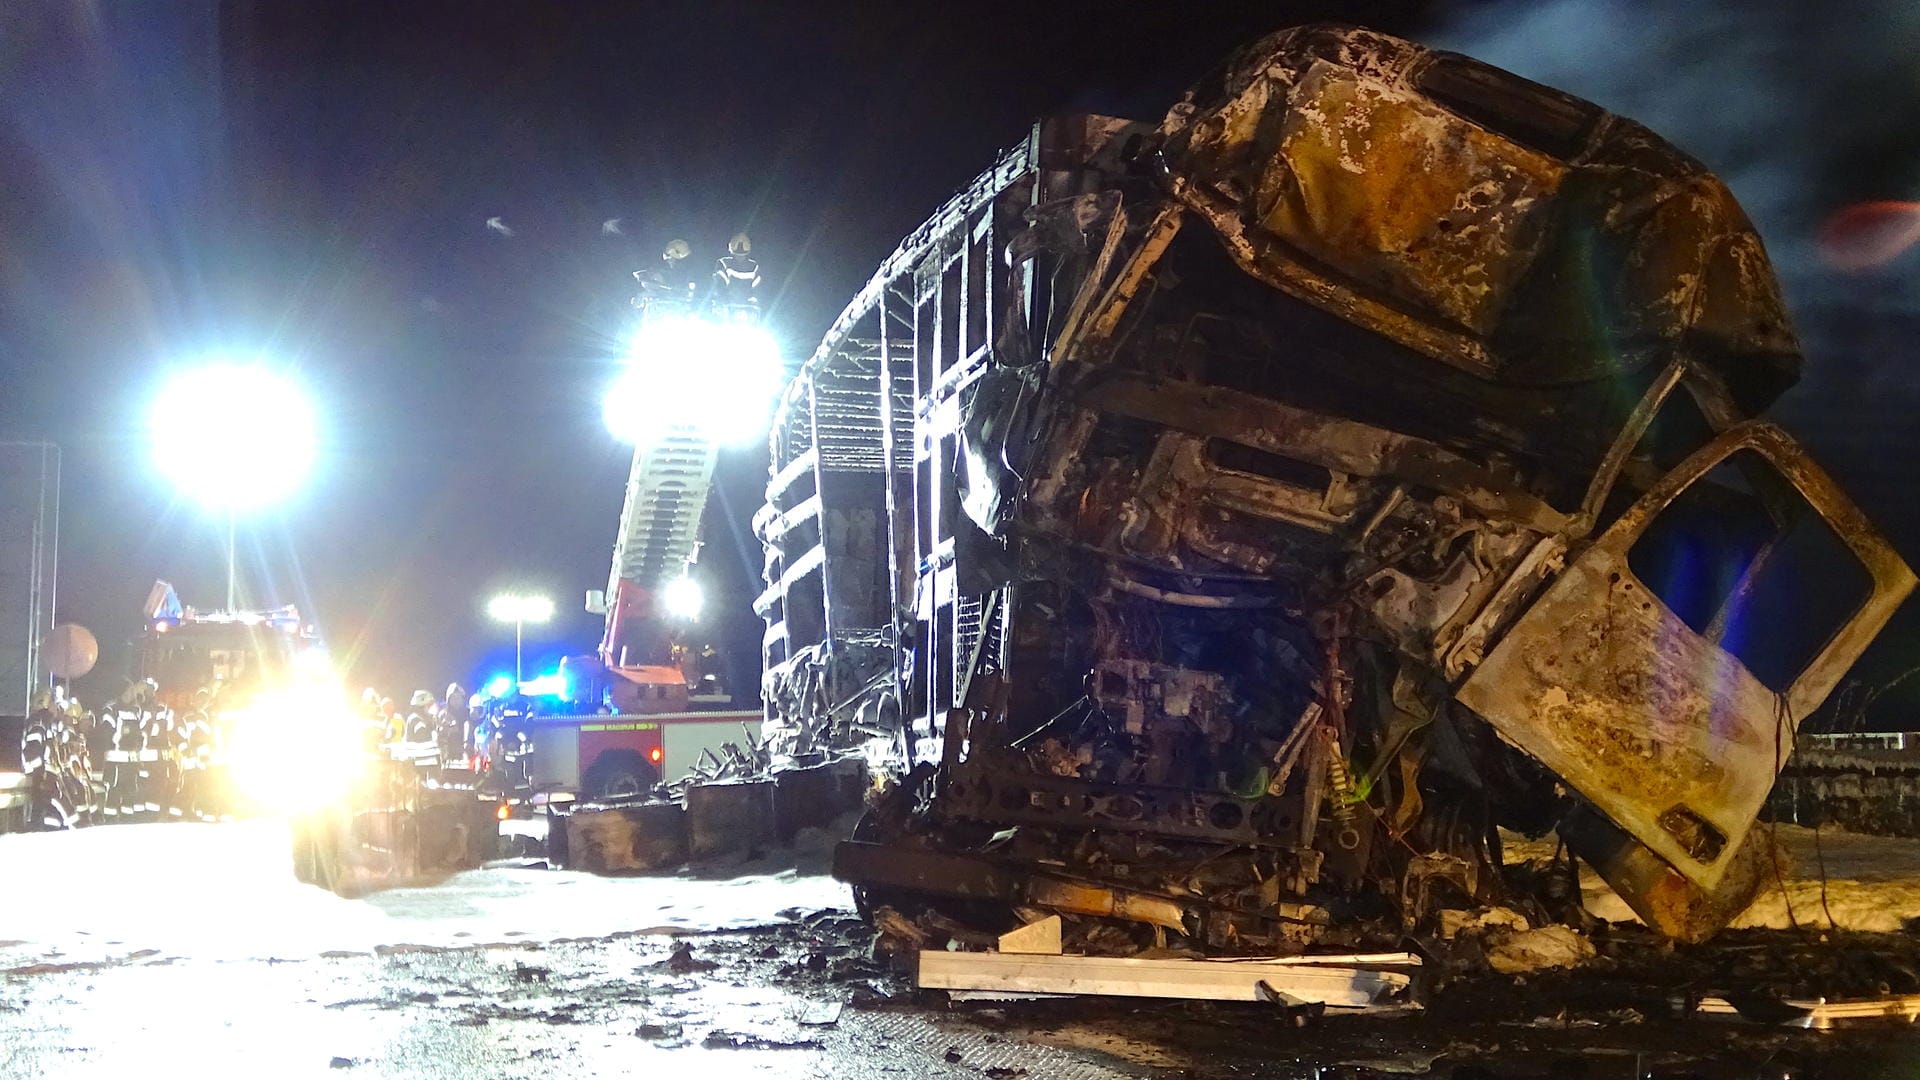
[0, 820, 851, 967]
[1506, 823, 1920, 932]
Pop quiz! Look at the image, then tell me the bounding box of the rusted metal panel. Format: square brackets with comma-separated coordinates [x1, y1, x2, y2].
[1160, 25, 1801, 406]
[1254, 57, 1566, 340]
[1459, 423, 1916, 891]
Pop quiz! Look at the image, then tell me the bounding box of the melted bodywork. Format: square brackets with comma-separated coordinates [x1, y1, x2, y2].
[757, 25, 1913, 951]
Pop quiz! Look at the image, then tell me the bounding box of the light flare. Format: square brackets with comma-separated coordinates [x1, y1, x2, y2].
[223, 687, 367, 815]
[1818, 200, 1920, 272]
[662, 576, 703, 620]
[487, 594, 554, 623]
[150, 363, 317, 510]
[603, 315, 784, 447]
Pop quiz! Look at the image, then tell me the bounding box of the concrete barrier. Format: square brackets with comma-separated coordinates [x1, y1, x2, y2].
[686, 780, 776, 859]
[565, 801, 689, 873]
[774, 758, 868, 840]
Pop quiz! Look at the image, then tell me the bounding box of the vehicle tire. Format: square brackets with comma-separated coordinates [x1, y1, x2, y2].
[581, 751, 659, 801]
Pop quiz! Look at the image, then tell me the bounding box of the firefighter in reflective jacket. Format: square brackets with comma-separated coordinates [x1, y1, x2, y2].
[174, 688, 218, 818]
[439, 683, 471, 764]
[634, 239, 695, 309]
[105, 679, 156, 816]
[406, 690, 438, 743]
[712, 232, 761, 310]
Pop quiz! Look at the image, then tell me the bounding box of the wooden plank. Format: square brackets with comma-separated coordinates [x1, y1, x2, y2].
[918, 950, 1411, 1007]
[1696, 993, 1920, 1030]
[997, 916, 1062, 955]
[1277, 952, 1423, 968]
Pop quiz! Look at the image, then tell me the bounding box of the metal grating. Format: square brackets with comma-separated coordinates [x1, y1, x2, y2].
[774, 381, 815, 470]
[952, 594, 985, 704]
[813, 355, 884, 472]
[830, 627, 888, 649]
[608, 428, 717, 595]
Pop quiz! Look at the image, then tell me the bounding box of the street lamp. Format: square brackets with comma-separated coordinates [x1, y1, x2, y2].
[487, 593, 554, 684]
[150, 363, 318, 610]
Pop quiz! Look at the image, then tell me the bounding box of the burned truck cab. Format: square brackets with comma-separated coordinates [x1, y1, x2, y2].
[761, 25, 1913, 951]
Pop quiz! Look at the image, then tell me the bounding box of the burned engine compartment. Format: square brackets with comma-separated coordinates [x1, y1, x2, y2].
[756, 25, 1916, 953]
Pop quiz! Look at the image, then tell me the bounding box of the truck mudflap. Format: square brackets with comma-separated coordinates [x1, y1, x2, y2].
[1457, 422, 1915, 913]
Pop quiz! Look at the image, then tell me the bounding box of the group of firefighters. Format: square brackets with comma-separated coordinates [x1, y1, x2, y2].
[19, 679, 227, 827]
[353, 683, 526, 775]
[632, 232, 761, 311]
[11, 677, 543, 832]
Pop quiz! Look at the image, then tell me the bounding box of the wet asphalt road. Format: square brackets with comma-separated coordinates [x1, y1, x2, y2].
[0, 822, 1151, 1080]
[9, 822, 1920, 1079]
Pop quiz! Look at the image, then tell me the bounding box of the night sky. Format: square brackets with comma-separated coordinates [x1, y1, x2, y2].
[3, 1, 1918, 719]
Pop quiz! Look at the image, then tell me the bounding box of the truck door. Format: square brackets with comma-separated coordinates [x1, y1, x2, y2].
[1457, 422, 1914, 892]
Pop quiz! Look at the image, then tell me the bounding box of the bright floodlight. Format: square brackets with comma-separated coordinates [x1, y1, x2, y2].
[151, 364, 317, 510]
[604, 316, 784, 447]
[487, 594, 555, 624]
[662, 576, 703, 620]
[224, 688, 365, 815]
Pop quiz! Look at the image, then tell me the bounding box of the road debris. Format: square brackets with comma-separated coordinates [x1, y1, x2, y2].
[1484, 926, 1596, 975]
[1693, 992, 1920, 1030]
[797, 1001, 844, 1027]
[998, 916, 1063, 955]
[1439, 906, 1530, 940]
[918, 950, 1417, 1008]
[654, 941, 715, 974]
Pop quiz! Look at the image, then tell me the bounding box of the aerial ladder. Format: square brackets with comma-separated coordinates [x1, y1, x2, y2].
[515, 258, 780, 799]
[583, 265, 777, 715]
[590, 406, 719, 713]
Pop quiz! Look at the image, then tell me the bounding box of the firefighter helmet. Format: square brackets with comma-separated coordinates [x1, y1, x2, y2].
[663, 239, 691, 263]
[728, 232, 751, 256]
[410, 689, 436, 708]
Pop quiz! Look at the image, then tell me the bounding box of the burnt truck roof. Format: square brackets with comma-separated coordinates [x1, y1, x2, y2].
[1158, 24, 1800, 413]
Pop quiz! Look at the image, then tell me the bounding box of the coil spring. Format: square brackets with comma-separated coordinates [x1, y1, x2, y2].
[1326, 737, 1363, 851]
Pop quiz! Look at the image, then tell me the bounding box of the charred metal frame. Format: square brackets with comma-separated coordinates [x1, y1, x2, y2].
[759, 25, 1915, 950]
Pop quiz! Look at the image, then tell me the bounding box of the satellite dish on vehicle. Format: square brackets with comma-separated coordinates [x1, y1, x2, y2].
[44, 624, 99, 680]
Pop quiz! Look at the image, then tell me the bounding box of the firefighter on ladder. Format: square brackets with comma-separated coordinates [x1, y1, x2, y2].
[712, 232, 761, 315]
[633, 239, 695, 313]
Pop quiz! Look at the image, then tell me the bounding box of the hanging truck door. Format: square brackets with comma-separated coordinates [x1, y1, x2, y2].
[1456, 421, 1914, 939]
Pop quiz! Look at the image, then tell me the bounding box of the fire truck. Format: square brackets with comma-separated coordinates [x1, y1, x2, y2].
[137, 581, 323, 709]
[509, 295, 777, 803]
[515, 703, 759, 801]
[98, 581, 331, 820]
